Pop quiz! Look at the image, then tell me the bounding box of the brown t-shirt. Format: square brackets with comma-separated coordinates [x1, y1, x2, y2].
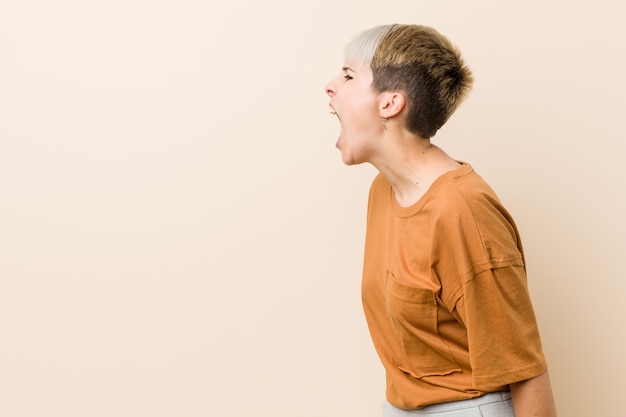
[362, 163, 547, 409]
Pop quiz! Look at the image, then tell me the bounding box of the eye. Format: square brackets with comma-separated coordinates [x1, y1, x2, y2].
[343, 74, 353, 81]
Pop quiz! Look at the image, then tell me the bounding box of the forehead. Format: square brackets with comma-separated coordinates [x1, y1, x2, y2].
[343, 60, 372, 76]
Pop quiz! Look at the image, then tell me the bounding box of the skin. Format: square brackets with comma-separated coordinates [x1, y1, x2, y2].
[325, 61, 558, 415]
[325, 60, 461, 207]
[510, 370, 557, 417]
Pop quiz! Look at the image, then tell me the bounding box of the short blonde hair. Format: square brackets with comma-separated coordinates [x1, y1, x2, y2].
[345, 24, 473, 138]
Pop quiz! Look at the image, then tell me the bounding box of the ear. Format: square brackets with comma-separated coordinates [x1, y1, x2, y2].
[378, 91, 406, 119]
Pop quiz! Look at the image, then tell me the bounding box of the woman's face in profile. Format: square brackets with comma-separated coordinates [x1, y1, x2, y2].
[325, 61, 383, 165]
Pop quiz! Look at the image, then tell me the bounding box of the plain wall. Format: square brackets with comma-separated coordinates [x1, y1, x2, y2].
[1, 1, 624, 416]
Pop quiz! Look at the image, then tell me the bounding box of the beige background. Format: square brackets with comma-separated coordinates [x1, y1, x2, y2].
[1, 1, 624, 416]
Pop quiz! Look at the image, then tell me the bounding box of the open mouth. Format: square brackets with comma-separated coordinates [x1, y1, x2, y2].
[329, 106, 342, 149]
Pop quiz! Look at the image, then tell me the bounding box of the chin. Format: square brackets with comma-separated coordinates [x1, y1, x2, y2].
[340, 152, 361, 166]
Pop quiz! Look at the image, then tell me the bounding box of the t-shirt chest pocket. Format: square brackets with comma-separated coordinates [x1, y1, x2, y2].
[385, 271, 461, 379]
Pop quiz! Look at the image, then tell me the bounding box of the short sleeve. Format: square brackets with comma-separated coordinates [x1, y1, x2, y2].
[454, 265, 547, 388]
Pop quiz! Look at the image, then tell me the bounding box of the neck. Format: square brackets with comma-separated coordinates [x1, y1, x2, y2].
[371, 133, 460, 207]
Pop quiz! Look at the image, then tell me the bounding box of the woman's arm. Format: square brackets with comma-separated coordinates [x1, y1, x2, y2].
[510, 370, 557, 417]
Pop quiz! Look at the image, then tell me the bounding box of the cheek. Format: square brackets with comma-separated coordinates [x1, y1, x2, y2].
[354, 111, 377, 130]
[351, 99, 380, 128]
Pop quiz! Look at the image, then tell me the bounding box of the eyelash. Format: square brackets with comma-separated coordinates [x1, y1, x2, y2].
[343, 74, 353, 81]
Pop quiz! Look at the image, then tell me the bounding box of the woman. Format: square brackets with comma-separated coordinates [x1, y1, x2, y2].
[324, 24, 557, 417]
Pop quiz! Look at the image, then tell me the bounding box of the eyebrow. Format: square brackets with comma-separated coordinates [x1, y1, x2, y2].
[342, 66, 356, 73]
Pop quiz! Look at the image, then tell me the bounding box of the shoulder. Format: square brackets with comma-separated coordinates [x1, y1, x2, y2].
[429, 164, 506, 220]
[429, 164, 524, 263]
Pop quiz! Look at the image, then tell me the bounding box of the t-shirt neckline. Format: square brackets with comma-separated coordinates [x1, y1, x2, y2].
[389, 162, 472, 218]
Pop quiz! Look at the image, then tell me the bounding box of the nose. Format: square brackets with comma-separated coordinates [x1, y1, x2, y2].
[325, 78, 336, 97]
